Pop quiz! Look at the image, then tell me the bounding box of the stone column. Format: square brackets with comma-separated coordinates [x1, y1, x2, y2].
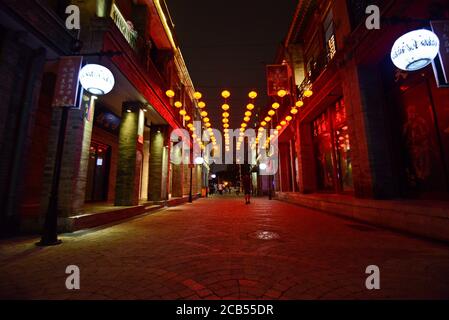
[96, 0, 113, 18]
[341, 61, 397, 198]
[148, 125, 168, 202]
[40, 94, 96, 218]
[296, 122, 317, 193]
[115, 102, 145, 206]
[170, 143, 184, 198]
[279, 143, 292, 192]
[140, 129, 150, 201]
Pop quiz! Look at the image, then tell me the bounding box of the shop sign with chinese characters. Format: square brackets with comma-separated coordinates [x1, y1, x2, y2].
[52, 56, 83, 108]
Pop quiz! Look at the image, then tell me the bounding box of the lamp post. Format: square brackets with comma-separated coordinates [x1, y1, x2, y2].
[37, 63, 115, 246]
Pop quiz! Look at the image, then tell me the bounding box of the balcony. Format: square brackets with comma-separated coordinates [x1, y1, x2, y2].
[297, 51, 329, 98]
[110, 3, 138, 50]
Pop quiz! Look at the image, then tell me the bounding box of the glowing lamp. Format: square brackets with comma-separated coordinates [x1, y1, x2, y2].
[244, 117, 250, 122]
[222, 112, 229, 118]
[194, 157, 204, 165]
[198, 101, 206, 108]
[165, 89, 175, 98]
[179, 109, 186, 116]
[221, 90, 231, 99]
[246, 103, 255, 110]
[277, 89, 287, 98]
[223, 123, 229, 128]
[200, 111, 208, 117]
[280, 120, 287, 126]
[391, 29, 440, 71]
[276, 125, 282, 130]
[79, 64, 115, 95]
[295, 100, 304, 107]
[268, 110, 275, 116]
[264, 116, 271, 122]
[303, 89, 313, 97]
[184, 115, 191, 121]
[222, 118, 229, 123]
[248, 91, 258, 99]
[272, 102, 280, 109]
[245, 111, 252, 117]
[222, 104, 230, 111]
[260, 121, 267, 126]
[174, 101, 183, 108]
[291, 108, 299, 115]
[203, 117, 210, 123]
[286, 116, 293, 121]
[193, 91, 202, 100]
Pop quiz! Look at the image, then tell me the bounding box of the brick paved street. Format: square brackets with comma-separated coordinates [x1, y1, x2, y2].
[1, 196, 449, 300]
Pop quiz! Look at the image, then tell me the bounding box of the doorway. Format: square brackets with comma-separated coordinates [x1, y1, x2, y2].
[85, 140, 111, 202]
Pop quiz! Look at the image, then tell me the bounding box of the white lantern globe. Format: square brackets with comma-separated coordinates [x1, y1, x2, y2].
[391, 29, 440, 71]
[194, 157, 204, 165]
[79, 64, 115, 95]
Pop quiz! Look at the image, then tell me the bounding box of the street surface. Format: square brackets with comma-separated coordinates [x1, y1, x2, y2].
[1, 195, 448, 299]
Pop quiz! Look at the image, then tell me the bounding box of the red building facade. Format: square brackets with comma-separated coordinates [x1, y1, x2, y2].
[272, 0, 449, 241]
[0, 0, 205, 235]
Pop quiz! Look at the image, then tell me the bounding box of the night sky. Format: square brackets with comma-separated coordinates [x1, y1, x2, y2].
[166, 0, 297, 129]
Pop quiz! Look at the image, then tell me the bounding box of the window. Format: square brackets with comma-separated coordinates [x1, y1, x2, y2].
[323, 9, 337, 61]
[312, 99, 353, 193]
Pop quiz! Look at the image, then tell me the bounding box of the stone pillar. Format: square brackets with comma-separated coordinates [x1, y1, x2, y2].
[196, 165, 202, 195]
[296, 122, 317, 193]
[115, 102, 145, 206]
[170, 144, 184, 198]
[40, 94, 96, 218]
[96, 0, 113, 18]
[279, 143, 292, 192]
[140, 129, 150, 201]
[341, 61, 397, 198]
[148, 125, 168, 202]
[181, 160, 189, 196]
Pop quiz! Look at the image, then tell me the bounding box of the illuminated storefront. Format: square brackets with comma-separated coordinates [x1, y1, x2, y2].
[312, 99, 353, 193]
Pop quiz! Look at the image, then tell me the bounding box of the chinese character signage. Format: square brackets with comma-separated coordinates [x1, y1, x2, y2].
[266, 64, 289, 96]
[52, 56, 83, 107]
[94, 105, 121, 136]
[431, 20, 449, 86]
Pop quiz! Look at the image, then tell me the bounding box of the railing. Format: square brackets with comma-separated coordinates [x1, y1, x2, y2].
[110, 4, 138, 50]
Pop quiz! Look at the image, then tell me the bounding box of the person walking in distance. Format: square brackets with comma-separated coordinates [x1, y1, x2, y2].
[242, 174, 252, 204]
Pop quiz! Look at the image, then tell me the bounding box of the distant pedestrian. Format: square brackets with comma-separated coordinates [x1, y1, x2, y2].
[218, 183, 224, 195]
[242, 174, 252, 204]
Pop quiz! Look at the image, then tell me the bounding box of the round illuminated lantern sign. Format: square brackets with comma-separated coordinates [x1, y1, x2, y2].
[391, 29, 440, 71]
[79, 64, 115, 95]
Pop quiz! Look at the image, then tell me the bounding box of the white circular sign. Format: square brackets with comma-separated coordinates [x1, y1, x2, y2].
[79, 64, 115, 95]
[194, 157, 204, 165]
[391, 29, 440, 71]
